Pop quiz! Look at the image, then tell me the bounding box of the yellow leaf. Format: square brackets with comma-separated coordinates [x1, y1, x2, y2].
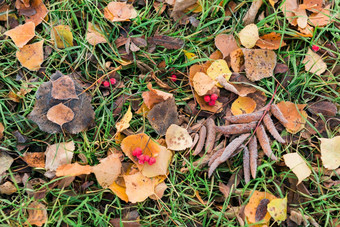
[16, 40, 44, 71]
[116, 106, 132, 133]
[319, 136, 340, 170]
[238, 23, 259, 48]
[52, 25, 73, 49]
[207, 59, 232, 87]
[283, 153, 311, 185]
[109, 181, 129, 202]
[231, 96, 256, 115]
[267, 197, 287, 222]
[183, 50, 197, 61]
[4, 21, 35, 48]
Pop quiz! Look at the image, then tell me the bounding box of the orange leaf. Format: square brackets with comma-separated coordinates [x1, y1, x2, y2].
[231, 96, 256, 115]
[92, 153, 122, 188]
[56, 162, 92, 177]
[308, 4, 332, 27]
[142, 83, 173, 109]
[15, 0, 48, 25]
[22, 152, 45, 168]
[16, 40, 44, 71]
[123, 171, 155, 203]
[276, 101, 307, 134]
[104, 2, 137, 22]
[214, 34, 239, 58]
[46, 103, 75, 127]
[256, 32, 286, 50]
[26, 202, 48, 227]
[109, 181, 129, 202]
[4, 21, 35, 48]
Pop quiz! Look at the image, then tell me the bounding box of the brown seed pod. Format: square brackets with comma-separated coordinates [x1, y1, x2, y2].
[215, 122, 257, 135]
[255, 124, 277, 161]
[225, 111, 263, 123]
[248, 136, 258, 179]
[270, 104, 288, 126]
[263, 113, 285, 143]
[205, 118, 216, 153]
[193, 125, 207, 155]
[241, 145, 250, 183]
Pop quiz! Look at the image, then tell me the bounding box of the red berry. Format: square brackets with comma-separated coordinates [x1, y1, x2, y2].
[148, 157, 156, 165]
[204, 95, 211, 103]
[171, 75, 177, 82]
[102, 81, 110, 87]
[208, 100, 216, 106]
[109, 78, 116, 85]
[312, 45, 320, 52]
[134, 148, 142, 157]
[144, 155, 150, 162]
[132, 149, 138, 156]
[210, 94, 218, 101]
[138, 159, 145, 165]
[138, 154, 145, 162]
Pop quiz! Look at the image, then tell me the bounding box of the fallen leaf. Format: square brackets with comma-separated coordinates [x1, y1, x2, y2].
[116, 106, 132, 133]
[307, 101, 337, 116]
[15, 0, 48, 25]
[319, 136, 340, 170]
[124, 171, 155, 203]
[109, 180, 129, 202]
[183, 50, 197, 61]
[284, 153, 311, 185]
[0, 151, 14, 175]
[148, 35, 184, 50]
[192, 72, 216, 96]
[244, 190, 277, 224]
[300, 0, 323, 12]
[231, 96, 256, 116]
[0, 4, 10, 21]
[230, 48, 244, 72]
[45, 141, 75, 173]
[256, 32, 287, 50]
[214, 34, 239, 58]
[308, 5, 332, 27]
[86, 22, 107, 45]
[172, 0, 197, 12]
[295, 7, 308, 28]
[147, 98, 179, 135]
[302, 48, 327, 75]
[110, 210, 141, 227]
[0, 122, 4, 139]
[153, 2, 167, 15]
[207, 59, 232, 85]
[255, 199, 270, 222]
[26, 201, 48, 227]
[276, 101, 307, 134]
[51, 25, 73, 49]
[267, 197, 287, 222]
[104, 2, 137, 22]
[238, 24, 259, 48]
[92, 153, 122, 188]
[51, 75, 78, 100]
[149, 182, 167, 200]
[46, 103, 75, 127]
[0, 181, 17, 195]
[22, 152, 45, 168]
[243, 49, 277, 81]
[141, 145, 172, 177]
[16, 40, 44, 71]
[142, 83, 173, 109]
[55, 163, 92, 177]
[165, 124, 192, 151]
[242, 0, 263, 25]
[4, 21, 35, 48]
[280, 0, 298, 26]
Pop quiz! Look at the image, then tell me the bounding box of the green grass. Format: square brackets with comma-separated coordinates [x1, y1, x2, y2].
[1, 0, 340, 226]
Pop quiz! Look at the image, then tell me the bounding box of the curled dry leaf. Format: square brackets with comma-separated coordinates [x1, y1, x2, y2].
[283, 153, 311, 185]
[45, 141, 75, 173]
[307, 101, 337, 116]
[165, 124, 192, 151]
[104, 2, 137, 22]
[116, 106, 132, 133]
[26, 201, 48, 227]
[23, 152, 45, 168]
[319, 136, 340, 170]
[46, 103, 75, 127]
[86, 22, 107, 45]
[16, 40, 44, 71]
[231, 96, 256, 116]
[51, 25, 73, 49]
[192, 72, 216, 96]
[4, 21, 35, 48]
[0, 181, 17, 195]
[243, 49, 277, 81]
[238, 24, 259, 48]
[276, 101, 307, 134]
[244, 190, 277, 225]
[123, 171, 155, 203]
[256, 124, 277, 161]
[302, 48, 327, 75]
[0, 151, 14, 175]
[267, 197, 287, 222]
[214, 34, 239, 58]
[256, 32, 287, 50]
[255, 198, 270, 222]
[56, 163, 92, 177]
[142, 83, 173, 109]
[205, 118, 216, 154]
[15, 0, 48, 25]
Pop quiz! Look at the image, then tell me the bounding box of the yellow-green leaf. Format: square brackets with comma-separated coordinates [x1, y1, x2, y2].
[267, 197, 287, 222]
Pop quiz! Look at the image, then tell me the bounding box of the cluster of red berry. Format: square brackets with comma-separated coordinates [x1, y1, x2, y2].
[102, 78, 117, 87]
[204, 94, 218, 106]
[132, 147, 156, 165]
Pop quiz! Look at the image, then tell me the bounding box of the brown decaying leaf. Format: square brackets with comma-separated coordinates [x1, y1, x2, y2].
[22, 152, 45, 168]
[165, 124, 192, 151]
[0, 122, 4, 139]
[104, 2, 137, 22]
[205, 118, 216, 154]
[276, 101, 307, 134]
[0, 152, 14, 175]
[16, 40, 44, 71]
[26, 201, 48, 227]
[4, 21, 35, 48]
[300, 0, 323, 12]
[0, 181, 17, 195]
[142, 83, 173, 109]
[215, 121, 257, 135]
[214, 34, 239, 58]
[242, 0, 263, 25]
[15, 0, 48, 25]
[249, 136, 258, 179]
[256, 32, 287, 50]
[56, 163, 92, 177]
[148, 35, 184, 50]
[192, 125, 206, 155]
[307, 101, 337, 116]
[46, 103, 75, 127]
[172, 0, 197, 12]
[242, 48, 277, 82]
[263, 113, 285, 143]
[147, 97, 178, 135]
[225, 110, 263, 123]
[86, 22, 107, 45]
[51, 75, 78, 100]
[230, 48, 244, 73]
[45, 141, 75, 173]
[255, 198, 270, 222]
[256, 124, 277, 161]
[308, 4, 332, 27]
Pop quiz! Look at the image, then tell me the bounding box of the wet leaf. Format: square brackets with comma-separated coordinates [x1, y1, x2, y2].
[238, 24, 259, 48]
[51, 75, 78, 100]
[56, 162, 92, 177]
[276, 101, 307, 134]
[0, 181, 17, 195]
[4, 21, 35, 48]
[52, 25, 73, 49]
[104, 2, 137, 22]
[214, 34, 239, 58]
[142, 83, 173, 109]
[0, 151, 13, 175]
[319, 136, 340, 170]
[307, 101, 337, 116]
[207, 59, 232, 86]
[243, 49, 277, 82]
[124, 171, 155, 203]
[26, 201, 48, 227]
[147, 97, 179, 135]
[165, 124, 192, 151]
[15, 0, 48, 25]
[92, 153, 122, 188]
[16, 40, 44, 71]
[22, 152, 45, 168]
[45, 141, 75, 173]
[192, 72, 216, 96]
[116, 106, 132, 133]
[283, 153, 311, 185]
[86, 22, 107, 45]
[256, 32, 287, 50]
[302, 48, 327, 75]
[46, 103, 75, 127]
[267, 197, 287, 222]
[231, 96, 256, 115]
[148, 35, 184, 50]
